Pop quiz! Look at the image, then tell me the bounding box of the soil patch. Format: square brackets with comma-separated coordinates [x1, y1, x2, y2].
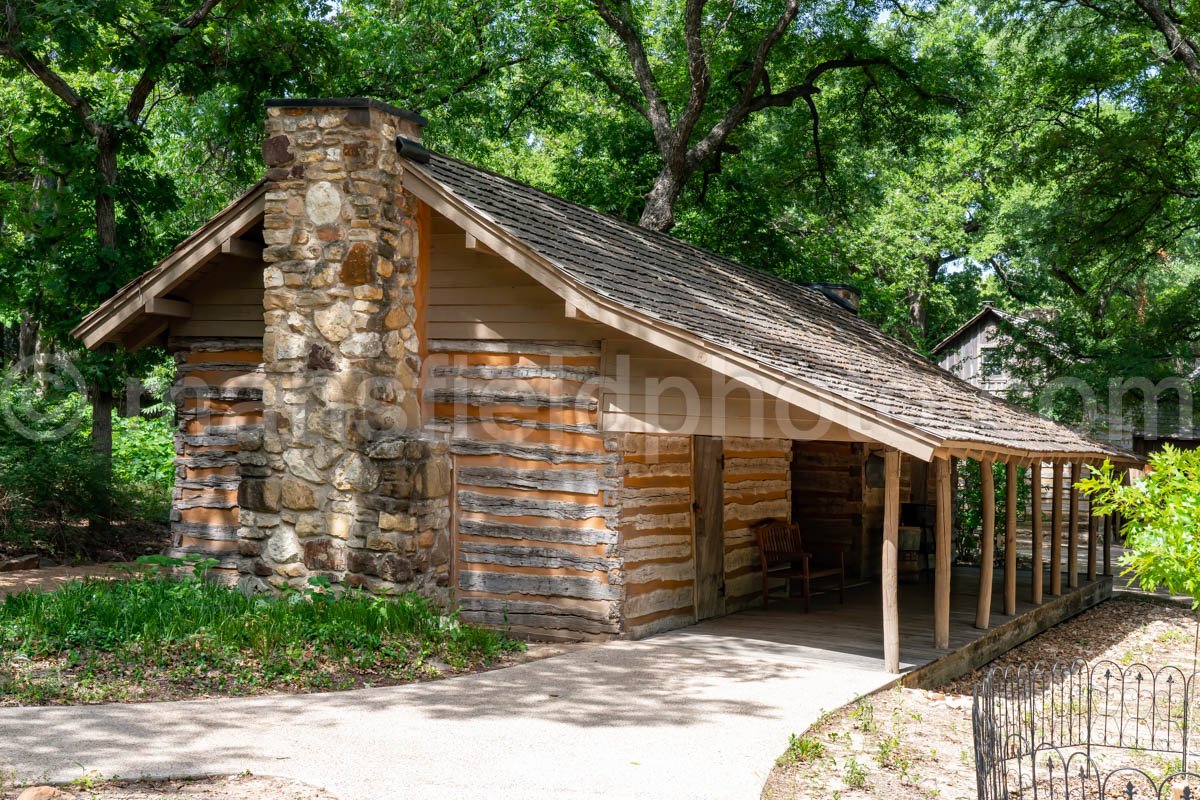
[1, 774, 337, 799]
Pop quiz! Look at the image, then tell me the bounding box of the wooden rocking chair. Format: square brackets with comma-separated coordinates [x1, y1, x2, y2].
[752, 519, 846, 612]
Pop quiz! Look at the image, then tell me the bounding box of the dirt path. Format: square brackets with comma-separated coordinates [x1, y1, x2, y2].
[0, 564, 134, 599]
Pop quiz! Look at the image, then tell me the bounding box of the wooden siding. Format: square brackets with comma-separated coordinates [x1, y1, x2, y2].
[427, 338, 624, 641]
[428, 214, 607, 342]
[601, 336, 857, 440]
[724, 437, 791, 612]
[621, 434, 695, 639]
[169, 258, 266, 340]
[169, 338, 264, 581]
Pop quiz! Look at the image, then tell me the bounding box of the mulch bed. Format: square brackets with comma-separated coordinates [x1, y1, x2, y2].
[762, 594, 1200, 800]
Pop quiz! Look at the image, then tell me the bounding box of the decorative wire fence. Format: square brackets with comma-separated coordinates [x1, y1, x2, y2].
[974, 660, 1200, 799]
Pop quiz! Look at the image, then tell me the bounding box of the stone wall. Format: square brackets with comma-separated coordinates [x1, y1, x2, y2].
[240, 98, 452, 597]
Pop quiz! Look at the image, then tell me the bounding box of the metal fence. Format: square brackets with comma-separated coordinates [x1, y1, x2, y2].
[974, 659, 1200, 799]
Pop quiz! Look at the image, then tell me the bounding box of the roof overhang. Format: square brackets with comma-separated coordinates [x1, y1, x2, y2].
[71, 182, 267, 350]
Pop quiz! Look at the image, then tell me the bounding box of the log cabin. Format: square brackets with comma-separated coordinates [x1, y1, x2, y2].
[72, 99, 1137, 671]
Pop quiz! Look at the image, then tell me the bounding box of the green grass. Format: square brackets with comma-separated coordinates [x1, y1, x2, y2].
[0, 570, 522, 705]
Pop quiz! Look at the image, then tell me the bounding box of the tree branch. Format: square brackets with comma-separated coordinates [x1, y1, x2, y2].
[674, 0, 711, 146]
[1132, 0, 1200, 81]
[1, 3, 100, 137]
[592, 0, 674, 147]
[124, 0, 226, 123]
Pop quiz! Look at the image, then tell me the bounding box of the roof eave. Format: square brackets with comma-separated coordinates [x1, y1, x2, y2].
[71, 182, 268, 350]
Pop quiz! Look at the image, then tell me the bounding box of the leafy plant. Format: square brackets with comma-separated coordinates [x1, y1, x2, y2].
[778, 733, 827, 766]
[1079, 447, 1200, 606]
[843, 757, 868, 789]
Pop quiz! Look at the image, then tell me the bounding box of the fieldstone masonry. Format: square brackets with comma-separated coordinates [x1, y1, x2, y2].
[237, 98, 452, 598]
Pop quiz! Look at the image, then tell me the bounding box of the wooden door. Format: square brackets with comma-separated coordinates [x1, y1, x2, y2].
[693, 435, 726, 620]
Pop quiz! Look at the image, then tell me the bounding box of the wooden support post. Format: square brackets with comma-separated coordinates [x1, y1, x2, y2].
[935, 456, 952, 650]
[882, 450, 901, 674]
[1030, 461, 1044, 605]
[1067, 462, 1080, 589]
[1050, 461, 1063, 596]
[976, 458, 995, 629]
[1087, 497, 1098, 582]
[1103, 513, 1113, 577]
[1004, 461, 1017, 616]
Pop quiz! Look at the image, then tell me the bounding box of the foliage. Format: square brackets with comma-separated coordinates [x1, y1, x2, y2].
[954, 460, 1026, 564]
[0, 370, 172, 552]
[777, 733, 827, 766]
[0, 565, 522, 704]
[1080, 447, 1200, 607]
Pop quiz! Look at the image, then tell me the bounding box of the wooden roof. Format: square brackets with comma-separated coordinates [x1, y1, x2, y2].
[406, 153, 1135, 464]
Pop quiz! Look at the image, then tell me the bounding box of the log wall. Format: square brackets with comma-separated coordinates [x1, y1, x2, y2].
[169, 337, 264, 582]
[620, 434, 695, 639]
[724, 437, 791, 612]
[426, 338, 625, 641]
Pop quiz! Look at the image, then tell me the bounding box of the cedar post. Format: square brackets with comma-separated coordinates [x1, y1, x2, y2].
[882, 450, 901, 674]
[1004, 461, 1017, 616]
[1050, 461, 1063, 596]
[1030, 461, 1043, 604]
[1103, 513, 1112, 577]
[934, 456, 952, 649]
[976, 458, 995, 629]
[1067, 461, 1080, 589]
[1086, 494, 1098, 582]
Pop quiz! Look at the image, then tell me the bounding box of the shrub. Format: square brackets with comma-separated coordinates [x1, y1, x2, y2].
[1079, 445, 1200, 606]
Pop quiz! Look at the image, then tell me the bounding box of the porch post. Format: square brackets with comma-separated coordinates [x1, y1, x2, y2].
[882, 450, 901, 674]
[1030, 461, 1043, 604]
[1103, 512, 1112, 577]
[1067, 461, 1080, 589]
[1004, 461, 1017, 616]
[1086, 487, 1098, 582]
[934, 456, 952, 650]
[976, 458, 995, 629]
[1050, 460, 1063, 596]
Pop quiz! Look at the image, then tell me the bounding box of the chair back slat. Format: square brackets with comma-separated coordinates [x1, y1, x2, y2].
[754, 519, 801, 567]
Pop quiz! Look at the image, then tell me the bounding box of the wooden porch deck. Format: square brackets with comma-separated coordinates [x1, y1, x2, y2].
[670, 566, 1111, 682]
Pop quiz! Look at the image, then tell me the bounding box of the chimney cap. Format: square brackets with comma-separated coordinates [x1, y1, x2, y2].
[265, 97, 428, 127]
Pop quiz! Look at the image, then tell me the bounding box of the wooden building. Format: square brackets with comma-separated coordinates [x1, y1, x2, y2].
[73, 99, 1136, 668]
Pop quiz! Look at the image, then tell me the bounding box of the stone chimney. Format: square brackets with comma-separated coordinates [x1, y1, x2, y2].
[237, 98, 452, 597]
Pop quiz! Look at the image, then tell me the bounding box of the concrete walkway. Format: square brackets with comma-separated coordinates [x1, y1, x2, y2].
[0, 622, 893, 800]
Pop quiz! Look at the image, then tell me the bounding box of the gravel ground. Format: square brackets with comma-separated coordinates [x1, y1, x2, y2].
[762, 594, 1200, 800]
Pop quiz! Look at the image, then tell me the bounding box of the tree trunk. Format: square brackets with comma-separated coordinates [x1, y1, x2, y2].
[95, 132, 118, 257]
[17, 313, 38, 370]
[638, 166, 687, 232]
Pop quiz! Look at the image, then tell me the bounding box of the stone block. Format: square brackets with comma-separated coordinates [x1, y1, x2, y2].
[303, 538, 346, 571]
[239, 477, 281, 513]
[281, 478, 317, 510]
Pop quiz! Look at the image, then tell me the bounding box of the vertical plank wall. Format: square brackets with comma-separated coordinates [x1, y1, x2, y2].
[723, 437, 792, 611]
[169, 338, 264, 582]
[621, 434, 695, 638]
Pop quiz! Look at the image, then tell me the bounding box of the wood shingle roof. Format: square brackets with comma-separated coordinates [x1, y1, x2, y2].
[413, 153, 1131, 463]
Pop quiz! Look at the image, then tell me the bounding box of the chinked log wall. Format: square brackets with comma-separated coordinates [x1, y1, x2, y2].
[724, 437, 791, 612]
[426, 339, 626, 641]
[169, 337, 265, 582]
[621, 434, 694, 639]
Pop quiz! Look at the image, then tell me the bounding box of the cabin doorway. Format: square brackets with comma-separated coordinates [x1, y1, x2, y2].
[692, 435, 725, 620]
